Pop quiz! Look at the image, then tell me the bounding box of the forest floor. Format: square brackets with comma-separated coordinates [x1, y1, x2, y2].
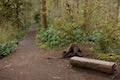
[0, 26, 116, 80]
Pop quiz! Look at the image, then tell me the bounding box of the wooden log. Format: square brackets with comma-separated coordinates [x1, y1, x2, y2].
[70, 57, 117, 74]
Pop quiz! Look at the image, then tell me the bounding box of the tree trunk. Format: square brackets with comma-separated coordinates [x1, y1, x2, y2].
[54, 0, 59, 8]
[16, 0, 20, 29]
[75, 0, 79, 8]
[70, 57, 117, 74]
[66, 0, 71, 15]
[117, 0, 120, 24]
[40, 0, 47, 28]
[83, 0, 89, 30]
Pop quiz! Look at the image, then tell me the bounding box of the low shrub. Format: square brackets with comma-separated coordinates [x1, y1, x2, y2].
[0, 23, 29, 57]
[0, 40, 18, 57]
[36, 26, 87, 49]
[93, 52, 120, 62]
[36, 27, 62, 48]
[90, 28, 120, 54]
[16, 26, 29, 41]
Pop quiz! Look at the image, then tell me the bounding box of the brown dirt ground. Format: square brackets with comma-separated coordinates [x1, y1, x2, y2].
[0, 27, 117, 80]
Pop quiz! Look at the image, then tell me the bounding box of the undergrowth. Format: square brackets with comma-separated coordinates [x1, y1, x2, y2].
[36, 26, 87, 49]
[0, 26, 28, 57]
[36, 25, 120, 61]
[0, 40, 18, 57]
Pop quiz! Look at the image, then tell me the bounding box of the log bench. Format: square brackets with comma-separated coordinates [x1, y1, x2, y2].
[70, 57, 117, 74]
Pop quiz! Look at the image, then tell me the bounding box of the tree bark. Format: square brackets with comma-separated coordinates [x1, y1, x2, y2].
[83, 0, 89, 30]
[53, 0, 59, 8]
[70, 57, 117, 74]
[16, 0, 20, 29]
[74, 0, 79, 8]
[65, 0, 71, 15]
[117, 0, 120, 24]
[40, 0, 47, 28]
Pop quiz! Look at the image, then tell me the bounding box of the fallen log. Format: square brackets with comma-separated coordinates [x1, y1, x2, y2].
[70, 57, 117, 74]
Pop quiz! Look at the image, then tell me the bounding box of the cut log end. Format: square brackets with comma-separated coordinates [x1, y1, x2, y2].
[70, 57, 117, 74]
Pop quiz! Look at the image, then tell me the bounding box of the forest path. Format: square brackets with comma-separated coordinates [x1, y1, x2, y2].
[0, 26, 113, 80]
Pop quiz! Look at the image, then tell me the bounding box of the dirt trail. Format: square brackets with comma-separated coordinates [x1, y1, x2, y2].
[0, 27, 113, 80]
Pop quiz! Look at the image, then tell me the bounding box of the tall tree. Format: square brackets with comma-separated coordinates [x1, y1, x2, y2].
[74, 0, 79, 8]
[40, 0, 47, 28]
[53, 0, 59, 8]
[15, 0, 20, 28]
[83, 0, 89, 30]
[117, 0, 120, 24]
[66, 0, 71, 15]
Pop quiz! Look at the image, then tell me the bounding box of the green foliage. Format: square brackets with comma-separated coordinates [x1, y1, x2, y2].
[36, 0, 120, 58]
[93, 52, 120, 62]
[90, 28, 120, 54]
[0, 40, 18, 57]
[16, 26, 29, 40]
[90, 29, 110, 53]
[36, 27, 62, 48]
[34, 13, 40, 24]
[0, 25, 27, 57]
[36, 26, 87, 49]
[0, 0, 32, 57]
[0, 0, 32, 25]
